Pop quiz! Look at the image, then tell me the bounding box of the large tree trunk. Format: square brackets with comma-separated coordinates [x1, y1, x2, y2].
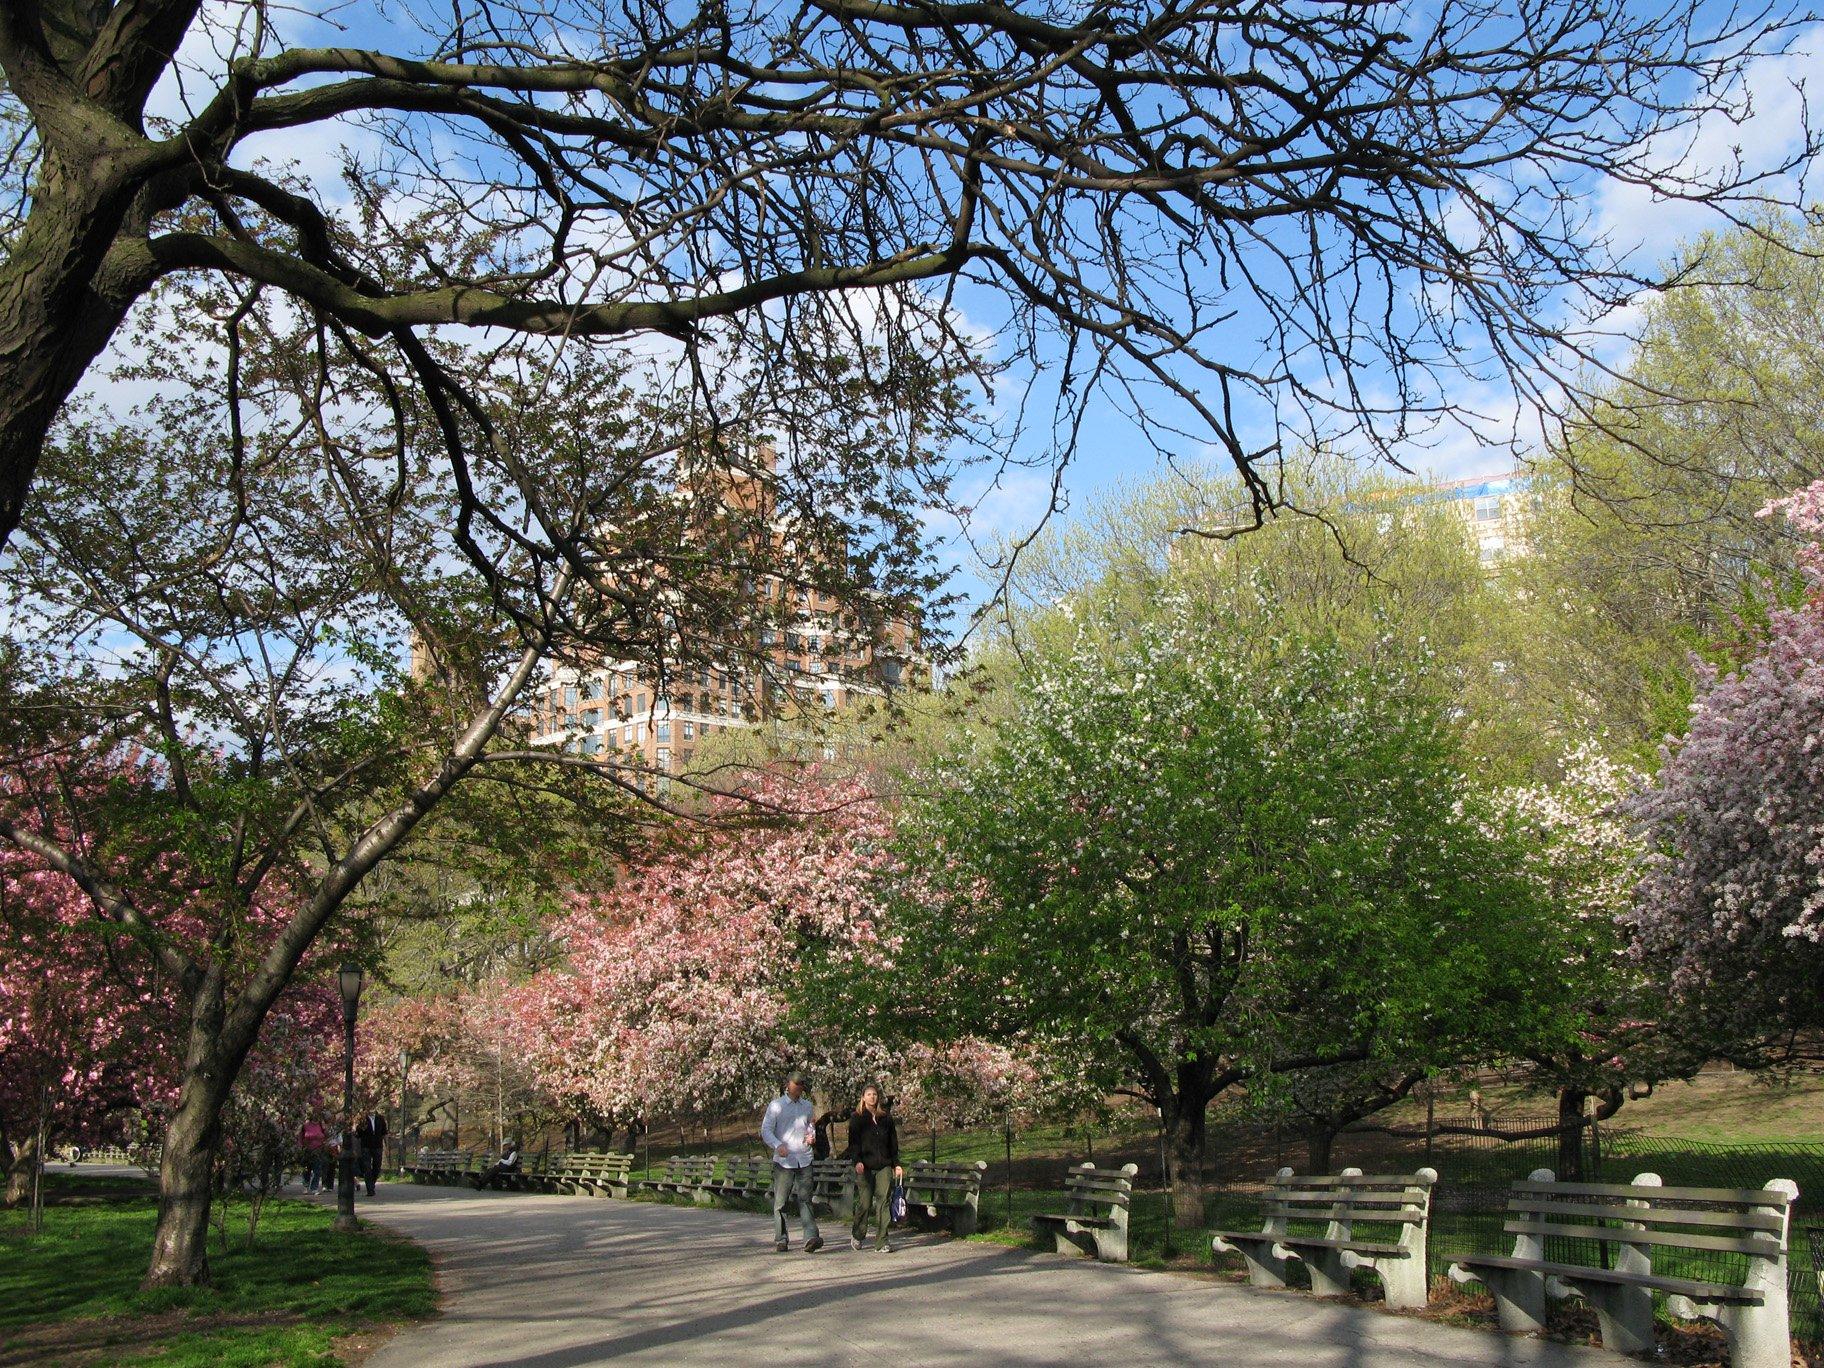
[5, 1133, 39, 1207]
[144, 972, 236, 1290]
[1305, 1128, 1336, 1176]
[143, 1070, 228, 1287]
[1555, 1087, 1588, 1182]
[1163, 1104, 1208, 1227]
[0, 168, 159, 551]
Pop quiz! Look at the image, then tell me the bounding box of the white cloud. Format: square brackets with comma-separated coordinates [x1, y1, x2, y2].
[1589, 31, 1824, 271]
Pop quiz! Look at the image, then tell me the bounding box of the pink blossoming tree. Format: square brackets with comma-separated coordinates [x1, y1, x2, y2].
[493, 773, 1048, 1135]
[0, 832, 178, 1203]
[1628, 482, 1824, 1060]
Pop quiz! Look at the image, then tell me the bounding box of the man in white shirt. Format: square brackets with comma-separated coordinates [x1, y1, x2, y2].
[760, 1071, 822, 1253]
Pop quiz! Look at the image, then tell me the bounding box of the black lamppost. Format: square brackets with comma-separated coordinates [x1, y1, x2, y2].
[396, 1049, 410, 1175]
[336, 962, 364, 1232]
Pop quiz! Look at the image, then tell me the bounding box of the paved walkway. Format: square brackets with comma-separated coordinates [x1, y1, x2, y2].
[341, 1183, 1630, 1368]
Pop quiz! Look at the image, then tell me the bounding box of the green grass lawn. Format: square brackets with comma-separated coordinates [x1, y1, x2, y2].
[0, 1174, 436, 1366]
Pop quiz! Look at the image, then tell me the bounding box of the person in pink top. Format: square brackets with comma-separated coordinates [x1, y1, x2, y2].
[299, 1119, 329, 1194]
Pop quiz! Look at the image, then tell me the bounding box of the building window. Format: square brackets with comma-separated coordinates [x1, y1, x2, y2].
[1473, 495, 1501, 522]
[582, 735, 603, 757]
[682, 721, 694, 740]
[582, 709, 601, 729]
[623, 724, 634, 743]
[656, 747, 671, 770]
[563, 685, 577, 708]
[657, 723, 672, 742]
[583, 678, 603, 701]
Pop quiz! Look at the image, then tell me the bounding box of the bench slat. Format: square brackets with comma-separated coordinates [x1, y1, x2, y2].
[1276, 1236, 1410, 1257]
[1506, 1198, 1788, 1233]
[1064, 1177, 1136, 1194]
[1454, 1255, 1764, 1304]
[1502, 1220, 1786, 1257]
[1514, 1180, 1794, 1207]
[1270, 1208, 1426, 1227]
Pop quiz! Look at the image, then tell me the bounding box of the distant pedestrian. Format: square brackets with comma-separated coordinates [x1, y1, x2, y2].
[299, 1118, 329, 1194]
[760, 1071, 822, 1254]
[355, 1110, 388, 1196]
[844, 1083, 902, 1252]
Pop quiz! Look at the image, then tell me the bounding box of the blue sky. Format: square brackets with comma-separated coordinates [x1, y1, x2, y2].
[112, 1, 1824, 627]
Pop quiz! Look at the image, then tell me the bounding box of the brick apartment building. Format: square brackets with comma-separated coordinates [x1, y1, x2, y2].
[520, 438, 926, 777]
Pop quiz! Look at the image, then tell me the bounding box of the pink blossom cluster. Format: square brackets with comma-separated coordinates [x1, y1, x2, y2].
[498, 773, 898, 1124]
[1630, 481, 1824, 1033]
[1, 750, 351, 1166]
[365, 773, 1061, 1131]
[0, 841, 182, 1155]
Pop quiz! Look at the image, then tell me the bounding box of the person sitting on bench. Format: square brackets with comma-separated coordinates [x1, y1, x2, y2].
[480, 1139, 521, 1186]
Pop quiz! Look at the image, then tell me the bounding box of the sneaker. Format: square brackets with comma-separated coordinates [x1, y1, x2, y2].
[804, 1236, 823, 1254]
[851, 1236, 863, 1251]
[775, 1240, 789, 1253]
[878, 1241, 895, 1253]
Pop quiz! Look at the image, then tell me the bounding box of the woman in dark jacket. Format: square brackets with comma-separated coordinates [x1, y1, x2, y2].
[843, 1084, 902, 1252]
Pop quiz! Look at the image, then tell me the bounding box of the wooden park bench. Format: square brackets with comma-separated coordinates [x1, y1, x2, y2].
[902, 1160, 990, 1237]
[1031, 1162, 1140, 1263]
[504, 1152, 550, 1192]
[472, 1151, 543, 1191]
[441, 1152, 484, 1185]
[811, 1158, 855, 1221]
[406, 1149, 470, 1184]
[1449, 1169, 1798, 1368]
[700, 1156, 773, 1203]
[1210, 1166, 1438, 1310]
[535, 1150, 635, 1198]
[636, 1155, 718, 1203]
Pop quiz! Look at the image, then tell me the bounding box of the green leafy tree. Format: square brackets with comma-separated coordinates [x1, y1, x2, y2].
[991, 456, 1548, 779]
[0, 262, 953, 1285]
[1506, 213, 1824, 760]
[828, 599, 1567, 1220]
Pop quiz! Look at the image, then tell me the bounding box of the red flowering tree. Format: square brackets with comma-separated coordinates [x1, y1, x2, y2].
[1628, 482, 1824, 1060]
[498, 774, 892, 1128]
[0, 752, 343, 1208]
[492, 773, 1050, 1134]
[0, 834, 178, 1203]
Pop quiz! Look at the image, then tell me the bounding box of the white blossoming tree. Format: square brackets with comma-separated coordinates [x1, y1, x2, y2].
[839, 600, 1569, 1222]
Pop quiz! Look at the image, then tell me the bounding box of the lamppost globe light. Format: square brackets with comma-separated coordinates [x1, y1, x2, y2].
[338, 962, 364, 1021]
